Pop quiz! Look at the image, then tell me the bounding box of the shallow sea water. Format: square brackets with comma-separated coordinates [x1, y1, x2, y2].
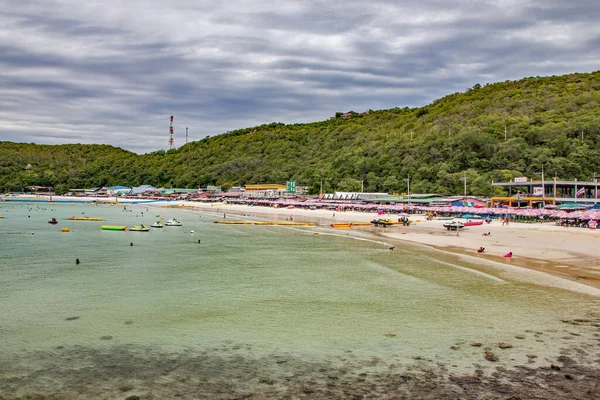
[1, 202, 599, 398]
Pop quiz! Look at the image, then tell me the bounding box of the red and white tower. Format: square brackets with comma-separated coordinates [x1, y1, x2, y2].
[169, 116, 174, 149]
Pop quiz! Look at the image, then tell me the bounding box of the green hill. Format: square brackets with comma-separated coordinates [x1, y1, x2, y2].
[2, 71, 600, 195]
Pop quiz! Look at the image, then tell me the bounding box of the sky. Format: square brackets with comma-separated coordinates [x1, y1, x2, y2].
[1, 0, 599, 154]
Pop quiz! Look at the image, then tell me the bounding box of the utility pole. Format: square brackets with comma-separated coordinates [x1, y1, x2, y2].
[535, 165, 545, 207]
[582, 128, 584, 143]
[459, 173, 467, 197]
[541, 165, 545, 205]
[448, 126, 450, 138]
[593, 174, 598, 205]
[361, 180, 364, 193]
[504, 124, 507, 142]
[406, 175, 411, 205]
[410, 130, 413, 140]
[319, 181, 323, 196]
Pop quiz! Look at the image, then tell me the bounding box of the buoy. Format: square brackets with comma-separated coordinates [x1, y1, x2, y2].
[314, 232, 318, 235]
[61, 228, 70, 232]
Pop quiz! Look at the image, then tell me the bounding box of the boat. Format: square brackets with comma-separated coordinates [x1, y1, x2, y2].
[443, 221, 465, 230]
[129, 225, 150, 232]
[371, 219, 394, 227]
[68, 217, 103, 221]
[48, 218, 58, 224]
[165, 218, 182, 226]
[330, 223, 352, 228]
[151, 221, 164, 228]
[463, 220, 484, 227]
[101, 225, 127, 231]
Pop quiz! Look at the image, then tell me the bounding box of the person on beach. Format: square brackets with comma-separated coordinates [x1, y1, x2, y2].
[477, 247, 485, 253]
[504, 251, 512, 257]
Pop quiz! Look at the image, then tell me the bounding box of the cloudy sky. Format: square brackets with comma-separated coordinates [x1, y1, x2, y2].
[1, 0, 599, 153]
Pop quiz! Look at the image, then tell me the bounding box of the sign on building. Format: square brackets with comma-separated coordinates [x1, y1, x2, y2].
[533, 187, 543, 196]
[286, 180, 296, 194]
[514, 177, 528, 183]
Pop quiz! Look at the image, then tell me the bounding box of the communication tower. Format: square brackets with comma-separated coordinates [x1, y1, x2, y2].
[169, 116, 174, 149]
[186, 127, 188, 144]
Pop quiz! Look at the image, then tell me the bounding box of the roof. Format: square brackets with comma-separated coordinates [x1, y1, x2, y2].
[130, 185, 158, 194]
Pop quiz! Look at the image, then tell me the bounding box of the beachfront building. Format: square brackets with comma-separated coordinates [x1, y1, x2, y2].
[107, 186, 131, 196]
[160, 188, 198, 199]
[491, 178, 600, 207]
[26, 186, 53, 194]
[244, 184, 287, 199]
[129, 185, 160, 197]
[322, 192, 389, 202]
[362, 194, 488, 207]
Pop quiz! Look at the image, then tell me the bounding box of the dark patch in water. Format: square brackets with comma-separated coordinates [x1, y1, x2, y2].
[0, 337, 599, 400]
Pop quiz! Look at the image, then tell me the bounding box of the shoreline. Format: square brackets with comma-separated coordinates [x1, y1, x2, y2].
[170, 200, 600, 294]
[4, 195, 600, 293]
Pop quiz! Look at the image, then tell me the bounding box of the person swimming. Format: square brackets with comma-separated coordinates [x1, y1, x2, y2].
[504, 251, 512, 257]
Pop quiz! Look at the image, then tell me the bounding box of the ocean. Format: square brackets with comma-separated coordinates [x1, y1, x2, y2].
[1, 201, 599, 398]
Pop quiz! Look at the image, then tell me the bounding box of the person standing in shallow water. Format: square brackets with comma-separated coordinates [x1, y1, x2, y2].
[76, 258, 80, 264]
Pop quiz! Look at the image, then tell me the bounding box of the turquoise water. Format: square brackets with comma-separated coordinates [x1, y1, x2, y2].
[1, 202, 599, 397]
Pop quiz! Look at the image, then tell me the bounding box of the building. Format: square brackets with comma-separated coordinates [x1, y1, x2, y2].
[491, 178, 600, 207]
[129, 185, 160, 196]
[26, 186, 52, 193]
[107, 186, 131, 196]
[244, 184, 287, 199]
[323, 192, 389, 202]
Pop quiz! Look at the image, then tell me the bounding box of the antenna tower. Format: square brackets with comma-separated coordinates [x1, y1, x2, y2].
[186, 127, 188, 144]
[169, 116, 174, 149]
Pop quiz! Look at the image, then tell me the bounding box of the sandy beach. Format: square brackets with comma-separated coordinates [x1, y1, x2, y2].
[4, 195, 600, 293]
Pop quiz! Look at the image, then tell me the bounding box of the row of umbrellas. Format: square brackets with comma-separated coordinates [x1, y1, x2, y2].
[229, 199, 600, 220]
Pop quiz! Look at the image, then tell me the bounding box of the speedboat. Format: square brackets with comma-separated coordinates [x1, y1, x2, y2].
[151, 221, 164, 228]
[129, 225, 150, 231]
[443, 221, 464, 230]
[463, 220, 484, 227]
[48, 218, 58, 224]
[371, 218, 393, 227]
[165, 218, 182, 226]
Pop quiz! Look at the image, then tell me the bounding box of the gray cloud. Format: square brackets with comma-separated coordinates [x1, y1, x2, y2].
[0, 0, 599, 153]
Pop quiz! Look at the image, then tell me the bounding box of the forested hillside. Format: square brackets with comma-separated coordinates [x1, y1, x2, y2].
[2, 71, 600, 196]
